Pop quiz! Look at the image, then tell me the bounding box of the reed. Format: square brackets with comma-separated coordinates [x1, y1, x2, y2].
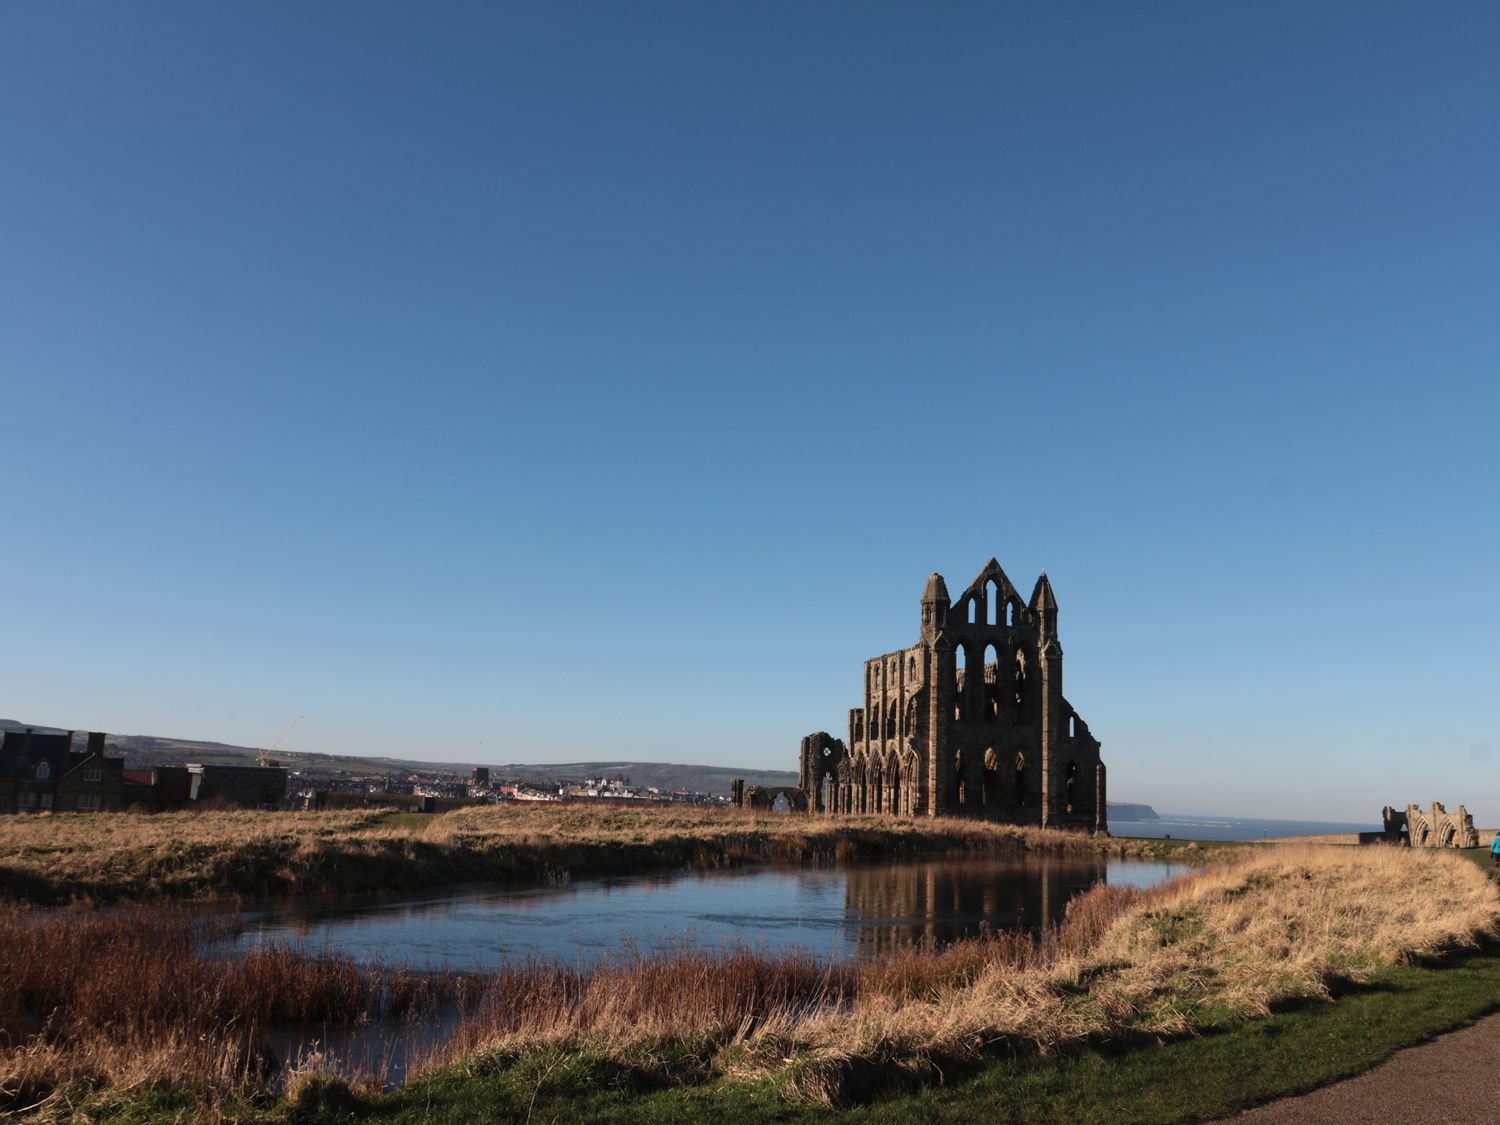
[3, 845, 1492, 1115]
[0, 905, 463, 1112]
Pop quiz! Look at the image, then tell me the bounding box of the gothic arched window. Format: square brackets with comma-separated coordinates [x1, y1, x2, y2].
[984, 643, 1001, 722]
[954, 642, 968, 721]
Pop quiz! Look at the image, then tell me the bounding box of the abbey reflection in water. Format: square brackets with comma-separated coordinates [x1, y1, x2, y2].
[229, 855, 1172, 970]
[841, 854, 1111, 956]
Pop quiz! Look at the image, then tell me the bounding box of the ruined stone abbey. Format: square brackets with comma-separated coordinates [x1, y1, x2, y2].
[792, 558, 1106, 831]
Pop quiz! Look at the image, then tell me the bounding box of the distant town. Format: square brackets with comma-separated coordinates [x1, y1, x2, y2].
[0, 720, 792, 815]
[303, 763, 733, 814]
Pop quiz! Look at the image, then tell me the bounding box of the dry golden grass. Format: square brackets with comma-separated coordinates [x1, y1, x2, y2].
[415, 845, 1500, 1106]
[1, 844, 1493, 1113]
[0, 803, 1128, 902]
[0, 903, 469, 1115]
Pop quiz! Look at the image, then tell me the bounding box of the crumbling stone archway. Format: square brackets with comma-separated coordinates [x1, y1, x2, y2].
[798, 731, 846, 814]
[738, 785, 809, 813]
[1381, 802, 1478, 848]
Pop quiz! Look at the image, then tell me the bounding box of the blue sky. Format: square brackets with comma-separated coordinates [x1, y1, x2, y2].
[2, 2, 1497, 820]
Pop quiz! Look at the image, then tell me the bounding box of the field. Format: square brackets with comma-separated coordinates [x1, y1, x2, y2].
[1, 840, 1497, 1121]
[0, 804, 1184, 904]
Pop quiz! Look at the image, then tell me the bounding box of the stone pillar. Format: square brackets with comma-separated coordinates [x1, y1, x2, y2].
[929, 639, 954, 817]
[1095, 761, 1107, 834]
[1039, 640, 1063, 828]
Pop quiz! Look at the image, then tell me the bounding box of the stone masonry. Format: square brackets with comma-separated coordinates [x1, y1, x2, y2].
[795, 558, 1106, 831]
[1381, 802, 1479, 848]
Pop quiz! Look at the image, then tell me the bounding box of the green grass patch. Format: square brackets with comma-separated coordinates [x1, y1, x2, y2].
[287, 944, 1500, 1124]
[1107, 835, 1252, 861]
[370, 811, 442, 834]
[1455, 846, 1500, 875]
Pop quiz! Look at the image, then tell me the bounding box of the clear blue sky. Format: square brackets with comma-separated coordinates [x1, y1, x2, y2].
[3, 2, 1497, 821]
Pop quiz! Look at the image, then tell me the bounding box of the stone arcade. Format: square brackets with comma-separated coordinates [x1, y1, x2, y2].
[791, 558, 1106, 831]
[1381, 802, 1479, 848]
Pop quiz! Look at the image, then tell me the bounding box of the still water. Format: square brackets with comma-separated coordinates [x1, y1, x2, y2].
[232, 854, 1186, 969]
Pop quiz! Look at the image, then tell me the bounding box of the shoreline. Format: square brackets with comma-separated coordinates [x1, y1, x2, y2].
[0, 804, 1214, 907]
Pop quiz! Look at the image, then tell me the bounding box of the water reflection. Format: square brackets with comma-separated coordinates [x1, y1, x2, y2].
[846, 855, 1090, 954]
[230, 855, 1184, 969]
[237, 855, 1185, 1086]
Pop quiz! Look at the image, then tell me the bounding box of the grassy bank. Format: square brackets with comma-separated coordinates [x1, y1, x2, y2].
[387, 844, 1499, 1110]
[330, 942, 1500, 1124]
[5, 845, 1495, 1121]
[0, 804, 1173, 904]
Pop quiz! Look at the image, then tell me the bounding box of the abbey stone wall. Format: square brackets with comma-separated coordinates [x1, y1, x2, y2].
[795, 558, 1105, 832]
[1382, 802, 1479, 848]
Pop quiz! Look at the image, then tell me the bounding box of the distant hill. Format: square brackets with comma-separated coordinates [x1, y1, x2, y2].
[0, 719, 796, 795]
[1108, 802, 1160, 821]
[2, 720, 1155, 805]
[0, 718, 403, 773]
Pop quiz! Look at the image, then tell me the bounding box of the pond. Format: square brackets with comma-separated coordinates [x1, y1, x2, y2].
[226, 853, 1186, 1083]
[230, 853, 1185, 969]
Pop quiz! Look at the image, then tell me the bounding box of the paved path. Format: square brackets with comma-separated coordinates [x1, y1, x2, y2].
[1231, 1010, 1500, 1123]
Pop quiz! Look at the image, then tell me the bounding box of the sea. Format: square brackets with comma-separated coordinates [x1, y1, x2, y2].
[1110, 814, 1378, 842]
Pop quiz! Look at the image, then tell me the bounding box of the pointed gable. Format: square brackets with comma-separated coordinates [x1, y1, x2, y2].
[949, 557, 1030, 628]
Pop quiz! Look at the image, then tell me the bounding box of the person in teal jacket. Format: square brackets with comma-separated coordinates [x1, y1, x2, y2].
[1490, 834, 1500, 867]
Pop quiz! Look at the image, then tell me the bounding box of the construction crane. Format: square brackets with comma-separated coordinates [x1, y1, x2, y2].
[260, 715, 303, 768]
